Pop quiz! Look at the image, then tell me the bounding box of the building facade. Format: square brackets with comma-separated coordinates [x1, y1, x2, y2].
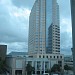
[6, 52, 64, 75]
[0, 45, 7, 60]
[71, 0, 75, 74]
[64, 55, 73, 67]
[28, 0, 60, 55]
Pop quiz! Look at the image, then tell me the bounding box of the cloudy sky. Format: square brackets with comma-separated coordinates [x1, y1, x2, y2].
[0, 0, 72, 55]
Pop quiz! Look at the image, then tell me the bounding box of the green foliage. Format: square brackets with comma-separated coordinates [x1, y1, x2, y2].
[47, 69, 51, 74]
[0, 58, 6, 73]
[26, 64, 35, 75]
[64, 64, 72, 71]
[51, 64, 61, 72]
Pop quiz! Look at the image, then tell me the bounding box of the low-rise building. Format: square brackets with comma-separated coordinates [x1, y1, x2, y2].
[64, 55, 73, 67]
[64, 55, 73, 75]
[6, 52, 64, 75]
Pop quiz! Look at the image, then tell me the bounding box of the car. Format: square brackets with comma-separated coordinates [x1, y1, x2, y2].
[53, 74, 58, 75]
[43, 73, 49, 75]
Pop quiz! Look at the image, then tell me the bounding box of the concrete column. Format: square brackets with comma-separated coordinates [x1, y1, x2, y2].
[32, 61, 34, 67]
[12, 69, 15, 75]
[49, 60, 51, 70]
[22, 69, 25, 75]
[26, 61, 28, 65]
[49, 61, 50, 70]
[35, 61, 37, 74]
[40, 61, 42, 74]
[44, 61, 45, 73]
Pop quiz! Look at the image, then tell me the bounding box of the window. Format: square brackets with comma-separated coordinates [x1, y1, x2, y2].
[50, 56, 52, 58]
[46, 56, 48, 58]
[58, 61, 62, 67]
[43, 55, 45, 58]
[54, 56, 55, 58]
[60, 56, 62, 58]
[57, 56, 59, 58]
[39, 55, 41, 58]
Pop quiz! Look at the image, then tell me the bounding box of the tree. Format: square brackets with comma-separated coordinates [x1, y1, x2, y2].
[26, 64, 35, 75]
[64, 64, 72, 70]
[51, 64, 61, 73]
[0, 58, 6, 74]
[47, 69, 51, 75]
[64, 64, 72, 74]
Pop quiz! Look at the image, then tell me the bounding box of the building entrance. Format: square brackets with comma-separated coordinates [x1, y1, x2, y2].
[15, 70, 22, 75]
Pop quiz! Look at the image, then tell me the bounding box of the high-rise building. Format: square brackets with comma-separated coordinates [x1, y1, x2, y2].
[28, 0, 60, 55]
[70, 0, 75, 74]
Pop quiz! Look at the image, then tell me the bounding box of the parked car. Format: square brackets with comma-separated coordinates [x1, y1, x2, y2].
[43, 73, 49, 75]
[53, 74, 58, 75]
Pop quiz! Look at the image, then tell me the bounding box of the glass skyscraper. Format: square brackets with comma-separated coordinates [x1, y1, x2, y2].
[28, 0, 60, 55]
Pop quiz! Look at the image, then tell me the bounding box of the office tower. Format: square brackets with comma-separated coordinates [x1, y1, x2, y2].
[0, 45, 7, 60]
[70, 0, 75, 74]
[28, 0, 60, 55]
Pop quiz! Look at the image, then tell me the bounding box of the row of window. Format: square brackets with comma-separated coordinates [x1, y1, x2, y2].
[39, 55, 62, 59]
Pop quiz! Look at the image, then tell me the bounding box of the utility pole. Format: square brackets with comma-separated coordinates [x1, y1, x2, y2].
[70, 0, 75, 75]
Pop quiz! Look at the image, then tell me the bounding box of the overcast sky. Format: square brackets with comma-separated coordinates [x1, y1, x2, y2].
[0, 0, 72, 55]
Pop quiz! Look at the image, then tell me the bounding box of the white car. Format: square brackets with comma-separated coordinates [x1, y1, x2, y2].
[53, 74, 58, 75]
[43, 73, 49, 75]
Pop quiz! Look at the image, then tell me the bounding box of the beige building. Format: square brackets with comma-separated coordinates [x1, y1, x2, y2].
[6, 52, 64, 75]
[28, 0, 60, 55]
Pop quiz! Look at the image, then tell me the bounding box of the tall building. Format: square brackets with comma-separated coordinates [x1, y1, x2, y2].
[70, 0, 75, 74]
[28, 0, 60, 55]
[0, 45, 7, 60]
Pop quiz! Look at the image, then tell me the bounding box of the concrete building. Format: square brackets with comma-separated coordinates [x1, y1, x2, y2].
[28, 0, 60, 55]
[6, 52, 64, 75]
[0, 45, 7, 60]
[64, 55, 73, 75]
[64, 55, 73, 67]
[70, 0, 75, 74]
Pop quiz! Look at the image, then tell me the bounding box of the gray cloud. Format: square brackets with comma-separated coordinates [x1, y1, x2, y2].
[60, 17, 72, 55]
[0, 42, 28, 54]
[11, 0, 35, 9]
[0, 1, 29, 43]
[0, 0, 72, 55]
[0, 0, 29, 54]
[61, 47, 72, 55]
[58, 0, 71, 18]
[7, 42, 28, 53]
[60, 32, 72, 48]
[57, 0, 72, 55]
